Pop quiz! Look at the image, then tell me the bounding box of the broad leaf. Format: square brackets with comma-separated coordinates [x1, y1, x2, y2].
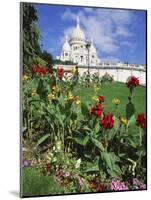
[127, 115, 136, 127]
[91, 138, 105, 151]
[84, 156, 100, 172]
[70, 132, 89, 146]
[126, 100, 136, 120]
[37, 134, 50, 146]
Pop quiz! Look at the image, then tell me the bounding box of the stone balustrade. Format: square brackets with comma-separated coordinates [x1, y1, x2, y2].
[54, 64, 146, 86]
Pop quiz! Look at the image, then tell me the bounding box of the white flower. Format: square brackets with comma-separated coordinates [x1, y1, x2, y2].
[64, 172, 70, 177]
[75, 158, 81, 169]
[52, 157, 57, 162]
[56, 141, 62, 151]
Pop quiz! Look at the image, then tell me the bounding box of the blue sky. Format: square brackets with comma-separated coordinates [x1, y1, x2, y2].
[35, 4, 146, 65]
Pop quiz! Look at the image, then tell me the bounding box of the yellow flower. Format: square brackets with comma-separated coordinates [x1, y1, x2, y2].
[75, 99, 81, 106]
[31, 90, 37, 97]
[23, 74, 28, 81]
[67, 92, 75, 101]
[52, 85, 60, 93]
[112, 98, 120, 105]
[92, 96, 99, 102]
[48, 93, 55, 101]
[120, 118, 127, 126]
[71, 66, 77, 74]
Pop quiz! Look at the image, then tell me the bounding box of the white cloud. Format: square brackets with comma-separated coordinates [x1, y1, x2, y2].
[58, 26, 75, 48]
[115, 26, 132, 37]
[111, 10, 133, 25]
[62, 8, 79, 21]
[61, 8, 134, 55]
[101, 56, 121, 63]
[83, 7, 95, 13]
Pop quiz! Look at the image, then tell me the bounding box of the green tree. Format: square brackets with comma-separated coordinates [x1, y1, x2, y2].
[22, 3, 42, 70]
[40, 50, 53, 71]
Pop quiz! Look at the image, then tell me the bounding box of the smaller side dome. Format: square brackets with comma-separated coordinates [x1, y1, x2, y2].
[62, 35, 71, 51]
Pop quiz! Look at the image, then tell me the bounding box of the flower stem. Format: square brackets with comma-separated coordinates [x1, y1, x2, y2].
[139, 128, 142, 146]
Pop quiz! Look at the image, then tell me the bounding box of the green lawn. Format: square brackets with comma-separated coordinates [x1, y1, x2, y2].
[74, 82, 146, 117]
[22, 168, 63, 197]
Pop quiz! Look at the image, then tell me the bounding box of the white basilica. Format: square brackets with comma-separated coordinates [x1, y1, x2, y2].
[59, 18, 100, 66]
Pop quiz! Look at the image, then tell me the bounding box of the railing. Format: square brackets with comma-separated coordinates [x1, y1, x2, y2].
[54, 64, 146, 85]
[77, 65, 146, 72]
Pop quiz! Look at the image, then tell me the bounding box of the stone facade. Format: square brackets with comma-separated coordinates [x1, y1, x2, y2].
[60, 18, 100, 66]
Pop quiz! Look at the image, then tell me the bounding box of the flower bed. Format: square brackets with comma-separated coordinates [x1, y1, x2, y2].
[22, 66, 146, 195]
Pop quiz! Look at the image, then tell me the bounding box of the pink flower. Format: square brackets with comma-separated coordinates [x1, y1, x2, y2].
[111, 179, 129, 191]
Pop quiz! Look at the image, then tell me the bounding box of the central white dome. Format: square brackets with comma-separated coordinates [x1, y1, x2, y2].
[71, 18, 85, 41]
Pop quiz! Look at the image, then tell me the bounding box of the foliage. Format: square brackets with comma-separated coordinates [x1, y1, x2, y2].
[22, 4, 41, 68]
[40, 50, 53, 70]
[53, 59, 76, 65]
[101, 72, 114, 84]
[22, 4, 53, 72]
[22, 68, 146, 195]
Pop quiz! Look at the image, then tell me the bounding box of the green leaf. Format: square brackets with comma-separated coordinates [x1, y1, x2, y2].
[84, 156, 100, 172]
[37, 134, 50, 146]
[81, 102, 89, 116]
[22, 127, 27, 133]
[102, 151, 112, 170]
[84, 164, 100, 172]
[101, 152, 122, 177]
[113, 116, 119, 132]
[127, 115, 136, 127]
[91, 138, 105, 151]
[126, 101, 136, 120]
[94, 122, 100, 135]
[71, 132, 89, 146]
[107, 168, 119, 177]
[107, 129, 116, 141]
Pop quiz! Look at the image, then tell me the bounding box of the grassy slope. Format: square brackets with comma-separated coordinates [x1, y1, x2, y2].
[74, 82, 146, 116]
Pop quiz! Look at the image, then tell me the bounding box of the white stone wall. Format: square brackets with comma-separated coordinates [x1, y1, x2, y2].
[54, 64, 146, 85]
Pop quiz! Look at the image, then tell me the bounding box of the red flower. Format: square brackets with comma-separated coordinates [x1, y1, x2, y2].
[90, 181, 105, 192]
[100, 113, 114, 129]
[96, 184, 105, 192]
[32, 64, 38, 73]
[91, 103, 103, 117]
[45, 163, 52, 172]
[98, 95, 104, 103]
[136, 113, 146, 129]
[57, 67, 64, 79]
[37, 66, 48, 76]
[32, 65, 48, 76]
[126, 76, 140, 88]
[90, 181, 98, 190]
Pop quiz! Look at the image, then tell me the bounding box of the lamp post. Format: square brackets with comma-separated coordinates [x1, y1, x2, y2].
[86, 41, 91, 74]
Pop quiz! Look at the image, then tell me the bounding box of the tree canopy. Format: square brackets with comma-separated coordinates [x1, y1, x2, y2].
[22, 3, 53, 72]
